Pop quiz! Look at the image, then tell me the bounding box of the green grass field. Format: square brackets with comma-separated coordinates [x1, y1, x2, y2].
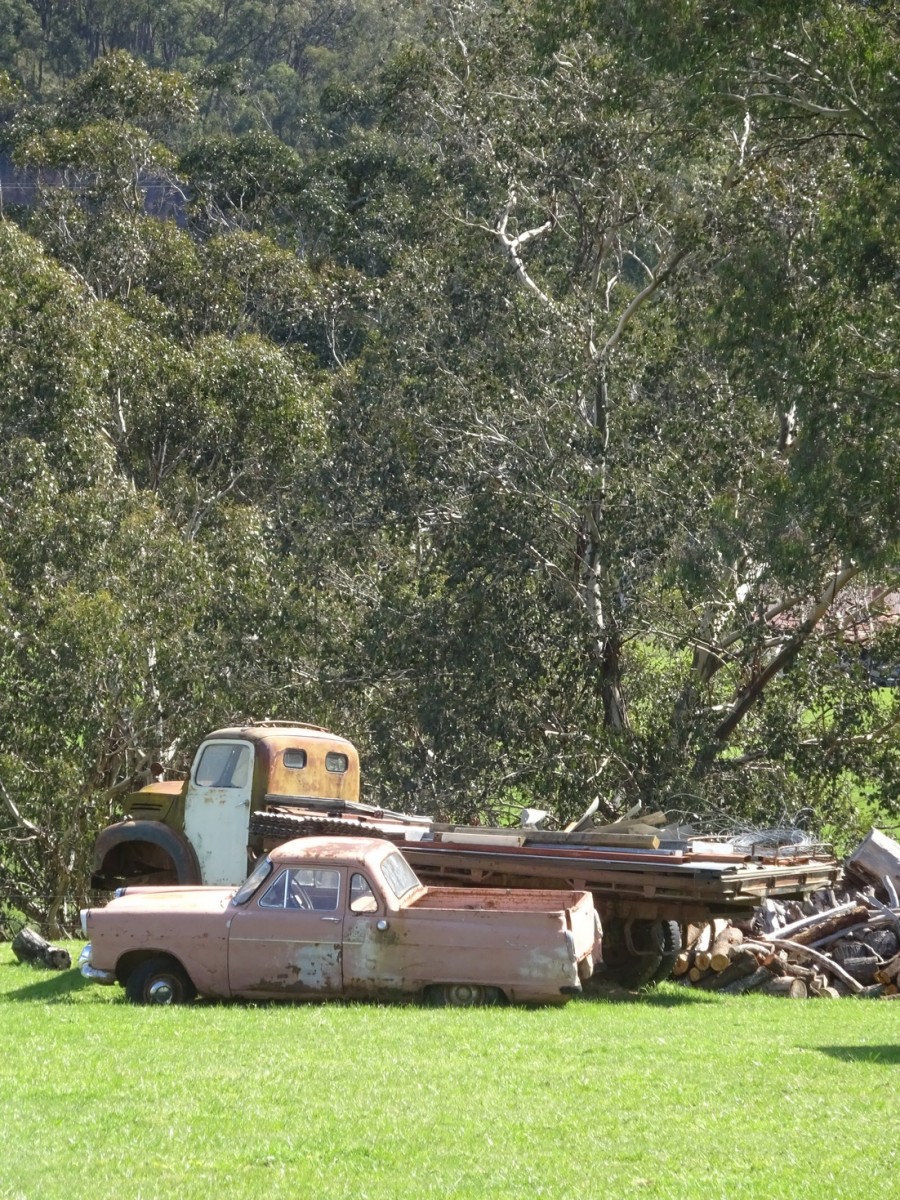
[1, 944, 898, 1200]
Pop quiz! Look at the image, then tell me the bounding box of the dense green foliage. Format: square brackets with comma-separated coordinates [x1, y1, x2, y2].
[1, 1, 898, 928]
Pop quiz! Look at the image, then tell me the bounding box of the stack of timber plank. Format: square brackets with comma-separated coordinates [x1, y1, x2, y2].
[669, 827, 900, 999]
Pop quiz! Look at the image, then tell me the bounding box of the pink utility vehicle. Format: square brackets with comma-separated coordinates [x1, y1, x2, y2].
[79, 836, 598, 1006]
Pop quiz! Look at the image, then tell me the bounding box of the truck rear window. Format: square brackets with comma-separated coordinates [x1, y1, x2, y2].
[325, 752, 348, 773]
[381, 852, 420, 899]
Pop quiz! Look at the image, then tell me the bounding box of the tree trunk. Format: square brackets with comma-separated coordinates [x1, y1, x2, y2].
[12, 927, 71, 970]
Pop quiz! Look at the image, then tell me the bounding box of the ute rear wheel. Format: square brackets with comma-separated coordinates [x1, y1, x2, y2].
[427, 983, 502, 1007]
[125, 956, 197, 1006]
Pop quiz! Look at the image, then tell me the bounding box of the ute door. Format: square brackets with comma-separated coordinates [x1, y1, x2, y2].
[227, 866, 345, 998]
[342, 870, 417, 1000]
[184, 739, 253, 885]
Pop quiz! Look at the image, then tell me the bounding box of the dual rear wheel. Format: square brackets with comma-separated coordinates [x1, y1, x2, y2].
[600, 918, 682, 989]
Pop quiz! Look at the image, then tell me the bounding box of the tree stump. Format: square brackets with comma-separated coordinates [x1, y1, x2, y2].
[12, 927, 71, 970]
[757, 976, 808, 998]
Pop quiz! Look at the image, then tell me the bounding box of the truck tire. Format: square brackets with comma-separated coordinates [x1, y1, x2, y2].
[648, 920, 682, 985]
[125, 956, 197, 1006]
[600, 918, 682, 989]
[426, 984, 503, 1007]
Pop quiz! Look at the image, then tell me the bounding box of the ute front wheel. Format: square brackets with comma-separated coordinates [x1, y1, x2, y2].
[427, 983, 502, 1007]
[125, 956, 197, 1006]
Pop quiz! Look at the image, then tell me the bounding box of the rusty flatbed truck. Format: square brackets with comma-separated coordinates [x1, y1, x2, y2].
[92, 721, 842, 986]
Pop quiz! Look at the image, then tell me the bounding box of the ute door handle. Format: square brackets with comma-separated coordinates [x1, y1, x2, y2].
[320, 916, 341, 922]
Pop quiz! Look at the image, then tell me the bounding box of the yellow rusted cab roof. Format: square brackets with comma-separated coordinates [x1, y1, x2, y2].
[206, 723, 356, 748]
[204, 723, 361, 804]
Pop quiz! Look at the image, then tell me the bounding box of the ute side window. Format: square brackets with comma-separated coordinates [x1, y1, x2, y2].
[290, 868, 341, 911]
[283, 749, 307, 770]
[195, 743, 251, 788]
[258, 868, 342, 912]
[259, 871, 289, 908]
[233, 855, 274, 906]
[349, 873, 378, 913]
[325, 751, 348, 773]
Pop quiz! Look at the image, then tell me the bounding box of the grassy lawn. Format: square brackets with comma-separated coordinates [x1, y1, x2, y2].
[1, 945, 898, 1200]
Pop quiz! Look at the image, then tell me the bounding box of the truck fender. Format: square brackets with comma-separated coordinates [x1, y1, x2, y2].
[91, 820, 203, 889]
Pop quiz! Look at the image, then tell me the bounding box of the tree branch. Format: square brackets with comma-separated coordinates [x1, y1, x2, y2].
[494, 188, 554, 305]
[597, 247, 689, 361]
[713, 562, 860, 742]
[0, 776, 40, 836]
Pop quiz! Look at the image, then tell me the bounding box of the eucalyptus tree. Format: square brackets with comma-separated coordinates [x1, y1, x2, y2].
[0, 55, 338, 930]
[319, 0, 900, 830]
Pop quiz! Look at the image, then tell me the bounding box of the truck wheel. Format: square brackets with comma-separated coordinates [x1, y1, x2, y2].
[125, 957, 197, 1006]
[600, 918, 681, 989]
[427, 984, 502, 1007]
[648, 920, 682, 985]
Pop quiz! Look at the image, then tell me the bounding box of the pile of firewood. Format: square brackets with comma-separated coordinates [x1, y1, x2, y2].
[672, 828, 900, 999]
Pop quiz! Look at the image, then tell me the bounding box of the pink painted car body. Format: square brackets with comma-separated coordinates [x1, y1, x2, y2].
[80, 836, 598, 1005]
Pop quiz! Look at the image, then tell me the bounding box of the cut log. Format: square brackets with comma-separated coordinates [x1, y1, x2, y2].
[11, 927, 71, 970]
[758, 976, 808, 998]
[694, 924, 713, 954]
[684, 924, 704, 951]
[873, 952, 900, 985]
[777, 961, 817, 983]
[754, 898, 786, 935]
[763, 900, 860, 943]
[672, 951, 691, 978]
[699, 949, 759, 991]
[856, 928, 899, 959]
[835, 955, 879, 984]
[688, 966, 711, 984]
[694, 951, 712, 972]
[710, 926, 745, 972]
[741, 940, 779, 965]
[722, 964, 778, 995]
[810, 915, 893, 949]
[790, 904, 872, 945]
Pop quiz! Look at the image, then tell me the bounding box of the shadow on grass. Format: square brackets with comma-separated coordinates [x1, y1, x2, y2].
[0, 962, 94, 1003]
[578, 979, 716, 1007]
[814, 1044, 900, 1065]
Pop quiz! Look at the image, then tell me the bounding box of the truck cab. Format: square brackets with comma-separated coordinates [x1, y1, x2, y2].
[91, 722, 360, 889]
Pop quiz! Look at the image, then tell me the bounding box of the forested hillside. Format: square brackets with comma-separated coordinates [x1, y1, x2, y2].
[1, 0, 898, 928]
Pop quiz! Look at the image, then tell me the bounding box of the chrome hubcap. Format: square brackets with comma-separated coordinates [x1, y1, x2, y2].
[148, 979, 175, 1004]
